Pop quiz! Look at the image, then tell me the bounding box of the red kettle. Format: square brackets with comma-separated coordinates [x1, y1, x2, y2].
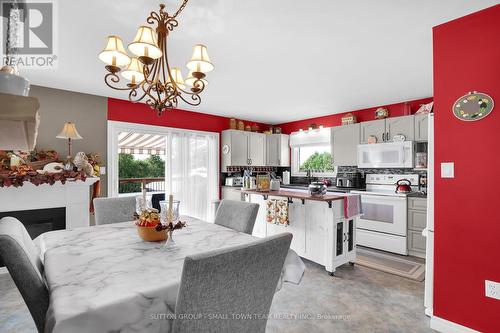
[395, 179, 412, 194]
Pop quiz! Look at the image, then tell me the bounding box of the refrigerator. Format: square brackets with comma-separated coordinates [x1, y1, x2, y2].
[423, 113, 434, 316]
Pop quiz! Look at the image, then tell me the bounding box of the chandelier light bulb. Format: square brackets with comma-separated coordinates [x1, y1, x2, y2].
[186, 44, 214, 73]
[98, 35, 131, 68]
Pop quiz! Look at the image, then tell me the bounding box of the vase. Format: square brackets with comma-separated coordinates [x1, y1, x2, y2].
[159, 200, 180, 224]
[164, 230, 175, 248]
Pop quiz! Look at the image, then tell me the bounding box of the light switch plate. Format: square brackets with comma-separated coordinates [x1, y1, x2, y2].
[100, 166, 106, 175]
[441, 162, 454, 178]
[485, 280, 500, 300]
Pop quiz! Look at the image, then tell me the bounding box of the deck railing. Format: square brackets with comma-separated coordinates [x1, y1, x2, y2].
[119, 177, 165, 194]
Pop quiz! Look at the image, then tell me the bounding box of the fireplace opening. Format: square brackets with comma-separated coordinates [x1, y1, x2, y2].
[0, 207, 65, 267]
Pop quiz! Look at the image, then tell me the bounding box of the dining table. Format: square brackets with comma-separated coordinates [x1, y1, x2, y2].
[37, 216, 304, 333]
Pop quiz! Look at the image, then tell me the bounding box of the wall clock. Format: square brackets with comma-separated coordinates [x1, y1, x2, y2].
[453, 91, 494, 121]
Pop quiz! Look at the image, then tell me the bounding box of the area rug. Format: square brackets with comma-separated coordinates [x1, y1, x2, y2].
[355, 247, 425, 281]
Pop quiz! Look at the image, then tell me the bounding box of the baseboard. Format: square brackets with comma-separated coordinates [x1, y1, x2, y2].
[430, 316, 480, 333]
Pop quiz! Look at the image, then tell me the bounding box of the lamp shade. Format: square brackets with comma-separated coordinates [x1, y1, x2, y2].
[56, 122, 83, 140]
[168, 68, 185, 90]
[122, 57, 144, 84]
[98, 36, 131, 67]
[128, 26, 163, 59]
[186, 44, 214, 73]
[185, 70, 208, 88]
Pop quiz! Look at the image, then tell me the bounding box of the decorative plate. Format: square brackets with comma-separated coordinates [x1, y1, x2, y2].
[453, 91, 494, 121]
[222, 144, 230, 155]
[393, 134, 406, 142]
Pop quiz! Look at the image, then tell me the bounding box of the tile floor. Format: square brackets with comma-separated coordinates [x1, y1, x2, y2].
[0, 260, 434, 333]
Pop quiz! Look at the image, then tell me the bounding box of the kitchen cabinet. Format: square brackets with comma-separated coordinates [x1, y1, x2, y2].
[331, 123, 360, 166]
[407, 197, 427, 258]
[414, 114, 429, 141]
[386, 115, 415, 141]
[360, 119, 386, 144]
[221, 130, 266, 171]
[360, 115, 416, 143]
[248, 193, 356, 274]
[266, 134, 290, 167]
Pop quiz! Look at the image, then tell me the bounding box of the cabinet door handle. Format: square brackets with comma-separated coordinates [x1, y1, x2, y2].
[386, 132, 390, 142]
[381, 133, 385, 142]
[249, 159, 252, 165]
[343, 233, 347, 242]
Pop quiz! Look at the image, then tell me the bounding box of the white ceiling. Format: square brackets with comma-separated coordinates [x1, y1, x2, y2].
[21, 0, 498, 124]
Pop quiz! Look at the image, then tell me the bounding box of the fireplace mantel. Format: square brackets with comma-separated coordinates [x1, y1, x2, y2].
[0, 177, 99, 229]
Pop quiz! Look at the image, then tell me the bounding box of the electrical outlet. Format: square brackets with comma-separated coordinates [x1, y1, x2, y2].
[485, 280, 500, 300]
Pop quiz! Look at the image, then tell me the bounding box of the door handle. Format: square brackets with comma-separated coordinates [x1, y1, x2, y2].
[382, 132, 385, 142]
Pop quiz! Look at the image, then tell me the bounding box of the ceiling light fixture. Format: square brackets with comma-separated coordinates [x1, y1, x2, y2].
[98, 2, 214, 116]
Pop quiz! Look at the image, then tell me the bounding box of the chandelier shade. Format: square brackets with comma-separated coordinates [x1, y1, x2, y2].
[186, 44, 214, 73]
[185, 70, 208, 88]
[98, 36, 131, 67]
[98, 2, 214, 116]
[121, 57, 144, 84]
[128, 26, 163, 60]
[168, 68, 186, 90]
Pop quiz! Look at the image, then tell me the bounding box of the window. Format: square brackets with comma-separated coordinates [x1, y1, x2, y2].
[292, 144, 334, 177]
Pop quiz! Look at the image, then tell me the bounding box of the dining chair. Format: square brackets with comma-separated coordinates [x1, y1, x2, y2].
[172, 232, 292, 333]
[214, 199, 259, 234]
[93, 196, 136, 225]
[151, 193, 165, 211]
[0, 217, 49, 333]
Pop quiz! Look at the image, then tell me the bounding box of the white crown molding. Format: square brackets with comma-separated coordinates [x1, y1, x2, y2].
[430, 316, 481, 333]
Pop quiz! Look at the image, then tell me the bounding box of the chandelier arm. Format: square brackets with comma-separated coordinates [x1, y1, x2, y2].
[178, 93, 201, 106]
[104, 72, 134, 91]
[176, 78, 206, 95]
[128, 88, 148, 102]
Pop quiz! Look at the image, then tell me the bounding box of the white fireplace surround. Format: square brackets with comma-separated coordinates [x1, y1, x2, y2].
[0, 177, 99, 229]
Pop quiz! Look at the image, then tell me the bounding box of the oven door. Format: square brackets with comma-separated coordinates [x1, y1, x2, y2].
[357, 194, 407, 236]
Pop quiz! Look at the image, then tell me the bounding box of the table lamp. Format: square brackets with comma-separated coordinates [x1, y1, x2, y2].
[56, 122, 82, 159]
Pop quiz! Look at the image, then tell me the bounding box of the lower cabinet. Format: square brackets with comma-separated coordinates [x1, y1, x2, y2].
[221, 187, 244, 201]
[248, 193, 357, 274]
[407, 197, 427, 258]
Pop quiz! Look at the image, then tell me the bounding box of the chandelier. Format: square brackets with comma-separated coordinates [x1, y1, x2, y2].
[98, 1, 214, 115]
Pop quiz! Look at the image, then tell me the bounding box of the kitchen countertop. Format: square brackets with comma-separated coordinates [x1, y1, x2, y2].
[238, 188, 347, 202]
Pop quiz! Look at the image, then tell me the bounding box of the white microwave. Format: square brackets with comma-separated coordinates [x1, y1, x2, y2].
[357, 141, 414, 168]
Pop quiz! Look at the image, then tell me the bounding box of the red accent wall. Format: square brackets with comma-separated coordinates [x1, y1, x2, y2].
[276, 97, 433, 134]
[108, 98, 269, 133]
[433, 5, 500, 332]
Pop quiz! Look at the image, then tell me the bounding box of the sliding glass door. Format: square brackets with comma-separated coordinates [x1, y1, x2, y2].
[108, 121, 219, 222]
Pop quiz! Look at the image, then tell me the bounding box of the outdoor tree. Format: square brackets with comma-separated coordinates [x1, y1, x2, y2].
[118, 154, 166, 193]
[300, 152, 333, 171]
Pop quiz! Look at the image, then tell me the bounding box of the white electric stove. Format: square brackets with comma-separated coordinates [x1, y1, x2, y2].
[351, 174, 419, 255]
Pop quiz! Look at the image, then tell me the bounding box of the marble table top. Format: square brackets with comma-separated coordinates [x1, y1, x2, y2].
[39, 216, 302, 333]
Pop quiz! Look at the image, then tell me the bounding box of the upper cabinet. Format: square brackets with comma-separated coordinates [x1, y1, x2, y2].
[222, 130, 266, 171]
[360, 119, 386, 144]
[386, 115, 415, 141]
[414, 114, 429, 141]
[332, 123, 360, 166]
[360, 115, 415, 143]
[266, 134, 290, 167]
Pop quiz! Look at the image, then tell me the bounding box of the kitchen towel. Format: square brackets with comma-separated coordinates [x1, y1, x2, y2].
[266, 199, 289, 226]
[343, 194, 363, 219]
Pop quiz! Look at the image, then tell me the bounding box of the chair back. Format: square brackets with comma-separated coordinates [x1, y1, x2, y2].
[0, 217, 49, 333]
[214, 199, 259, 234]
[172, 233, 292, 333]
[93, 196, 136, 225]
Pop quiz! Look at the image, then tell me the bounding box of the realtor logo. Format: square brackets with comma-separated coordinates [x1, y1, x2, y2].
[1, 0, 57, 68]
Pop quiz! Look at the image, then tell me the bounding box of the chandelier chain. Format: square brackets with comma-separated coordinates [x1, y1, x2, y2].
[172, 0, 189, 18]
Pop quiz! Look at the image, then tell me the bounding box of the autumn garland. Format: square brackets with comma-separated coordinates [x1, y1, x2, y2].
[0, 168, 87, 188]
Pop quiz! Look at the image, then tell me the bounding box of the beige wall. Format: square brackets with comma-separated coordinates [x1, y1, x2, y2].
[30, 85, 108, 196]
